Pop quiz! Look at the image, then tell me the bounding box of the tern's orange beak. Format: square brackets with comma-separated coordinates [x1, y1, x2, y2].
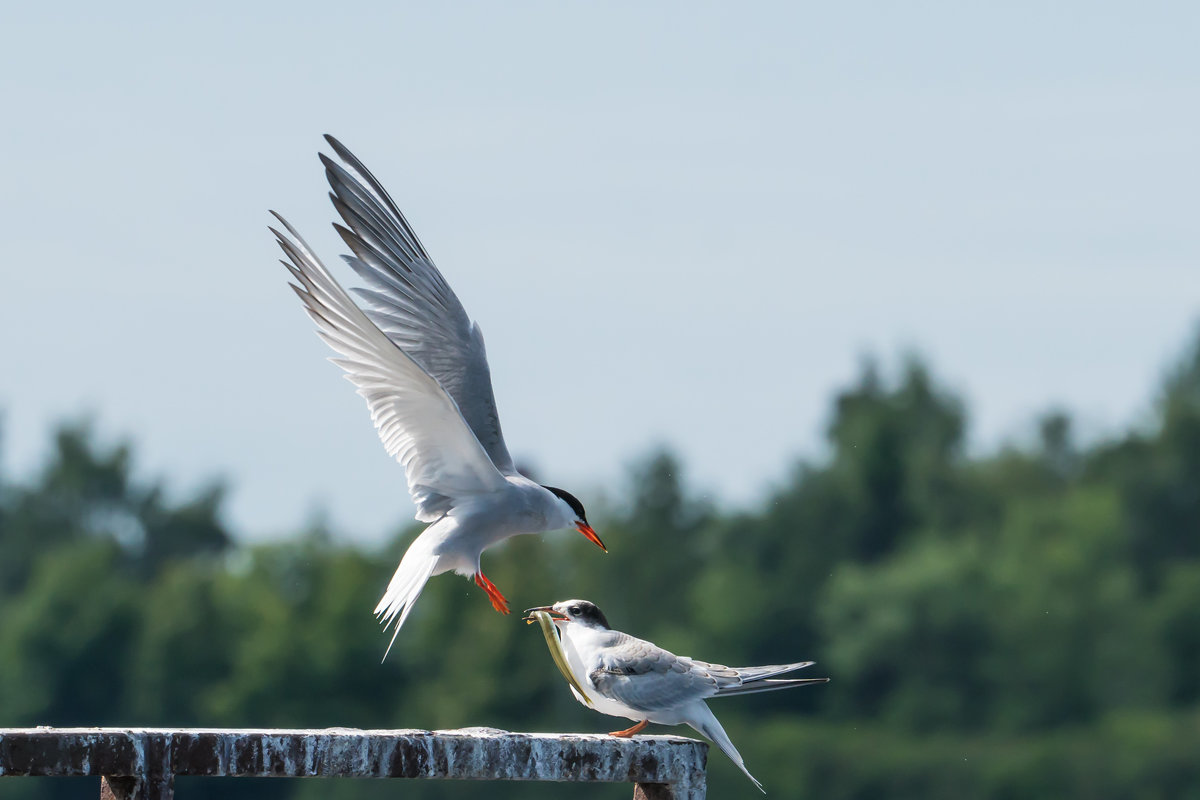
[576, 521, 607, 552]
[523, 605, 569, 622]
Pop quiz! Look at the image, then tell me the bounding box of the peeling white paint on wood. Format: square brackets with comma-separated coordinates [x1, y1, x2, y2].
[0, 727, 707, 799]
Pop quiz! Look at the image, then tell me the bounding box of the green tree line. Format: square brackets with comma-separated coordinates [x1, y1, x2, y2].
[3, 331, 1200, 799]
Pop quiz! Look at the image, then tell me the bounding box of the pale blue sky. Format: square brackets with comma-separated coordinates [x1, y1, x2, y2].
[2, 2, 1197, 541]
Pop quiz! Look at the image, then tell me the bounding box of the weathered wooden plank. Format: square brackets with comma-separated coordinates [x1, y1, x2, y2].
[0, 727, 707, 799]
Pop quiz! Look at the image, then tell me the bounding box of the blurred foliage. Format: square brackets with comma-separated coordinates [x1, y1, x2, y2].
[4, 331, 1200, 799]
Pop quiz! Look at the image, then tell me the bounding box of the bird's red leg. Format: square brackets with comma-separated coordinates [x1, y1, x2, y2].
[474, 572, 510, 615]
[608, 720, 649, 738]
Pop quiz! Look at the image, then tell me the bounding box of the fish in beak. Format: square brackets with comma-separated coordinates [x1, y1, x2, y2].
[524, 607, 593, 706]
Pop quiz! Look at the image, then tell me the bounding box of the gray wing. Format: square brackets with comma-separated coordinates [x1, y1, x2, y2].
[592, 640, 828, 710]
[320, 135, 517, 475]
[688, 659, 828, 697]
[270, 214, 507, 523]
[588, 635, 721, 712]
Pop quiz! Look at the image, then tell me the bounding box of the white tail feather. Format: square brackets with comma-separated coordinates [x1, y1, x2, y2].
[374, 544, 439, 661]
[688, 703, 765, 794]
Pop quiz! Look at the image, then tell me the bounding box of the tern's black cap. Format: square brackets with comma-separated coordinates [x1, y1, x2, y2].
[562, 600, 610, 630]
[543, 485, 588, 523]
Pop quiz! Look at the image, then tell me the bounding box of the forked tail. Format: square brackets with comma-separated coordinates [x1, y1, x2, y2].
[374, 544, 439, 660]
[689, 703, 766, 794]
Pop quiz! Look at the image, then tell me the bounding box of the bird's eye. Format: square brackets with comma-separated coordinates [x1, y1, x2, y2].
[570, 606, 581, 615]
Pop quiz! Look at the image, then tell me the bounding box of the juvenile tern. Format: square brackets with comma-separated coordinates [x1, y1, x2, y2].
[270, 136, 606, 655]
[525, 600, 828, 793]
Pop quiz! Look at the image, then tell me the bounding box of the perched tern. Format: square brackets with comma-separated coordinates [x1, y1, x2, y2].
[270, 136, 606, 655]
[525, 600, 829, 793]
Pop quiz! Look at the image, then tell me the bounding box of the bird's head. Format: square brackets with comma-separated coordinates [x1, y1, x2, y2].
[524, 599, 611, 631]
[542, 485, 606, 552]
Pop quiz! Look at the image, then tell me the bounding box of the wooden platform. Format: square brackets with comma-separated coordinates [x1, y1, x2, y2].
[0, 726, 708, 799]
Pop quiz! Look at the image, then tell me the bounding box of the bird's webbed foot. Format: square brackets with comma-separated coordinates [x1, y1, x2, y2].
[474, 571, 510, 615]
[608, 720, 649, 738]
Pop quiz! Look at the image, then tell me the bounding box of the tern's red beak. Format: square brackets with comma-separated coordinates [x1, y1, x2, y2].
[576, 522, 607, 552]
[523, 605, 569, 622]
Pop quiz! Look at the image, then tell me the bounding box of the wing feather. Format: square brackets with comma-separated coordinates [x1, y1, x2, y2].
[712, 677, 829, 697]
[271, 213, 506, 522]
[588, 639, 826, 709]
[318, 135, 517, 474]
[588, 636, 719, 712]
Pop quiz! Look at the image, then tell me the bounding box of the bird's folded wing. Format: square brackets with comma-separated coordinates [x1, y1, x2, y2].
[272, 213, 507, 522]
[319, 135, 517, 475]
[691, 659, 815, 686]
[589, 638, 719, 711]
[710, 677, 829, 697]
[688, 659, 825, 696]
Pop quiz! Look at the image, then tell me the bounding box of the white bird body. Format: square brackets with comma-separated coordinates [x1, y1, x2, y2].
[271, 137, 605, 656]
[529, 600, 829, 793]
[426, 475, 576, 571]
[375, 476, 577, 621]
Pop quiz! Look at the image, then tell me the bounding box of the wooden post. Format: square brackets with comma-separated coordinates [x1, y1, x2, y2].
[99, 774, 173, 800]
[633, 782, 681, 800]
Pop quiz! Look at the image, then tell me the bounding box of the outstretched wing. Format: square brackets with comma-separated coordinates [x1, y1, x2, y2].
[319, 135, 517, 475]
[271, 213, 507, 522]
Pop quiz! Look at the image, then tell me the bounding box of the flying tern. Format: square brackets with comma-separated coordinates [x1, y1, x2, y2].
[270, 136, 606, 655]
[525, 600, 828, 793]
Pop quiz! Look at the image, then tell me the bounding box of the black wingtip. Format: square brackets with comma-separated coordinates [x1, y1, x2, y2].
[267, 211, 303, 242]
[323, 134, 353, 163]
